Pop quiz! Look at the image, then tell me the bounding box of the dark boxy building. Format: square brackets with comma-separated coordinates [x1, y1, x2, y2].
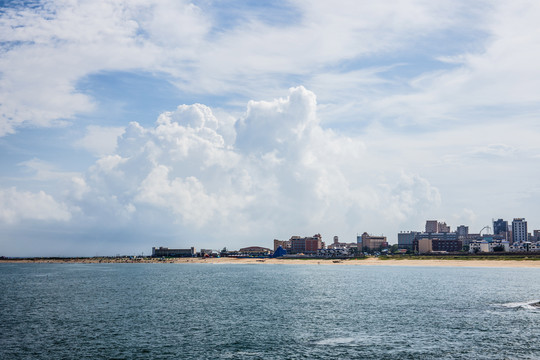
[152, 247, 195, 257]
[413, 239, 463, 253]
[493, 219, 508, 235]
[431, 239, 462, 252]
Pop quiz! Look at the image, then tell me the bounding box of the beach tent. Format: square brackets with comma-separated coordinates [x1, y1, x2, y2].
[272, 246, 287, 258]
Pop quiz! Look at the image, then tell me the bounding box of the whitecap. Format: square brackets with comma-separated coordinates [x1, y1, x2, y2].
[499, 300, 540, 310]
[315, 337, 358, 346]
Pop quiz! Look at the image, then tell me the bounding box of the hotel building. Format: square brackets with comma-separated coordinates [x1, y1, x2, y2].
[512, 218, 528, 243]
[289, 234, 323, 254]
[358, 232, 388, 251]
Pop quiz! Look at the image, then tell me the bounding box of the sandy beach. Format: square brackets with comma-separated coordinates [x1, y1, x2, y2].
[163, 257, 540, 267]
[2, 257, 540, 268]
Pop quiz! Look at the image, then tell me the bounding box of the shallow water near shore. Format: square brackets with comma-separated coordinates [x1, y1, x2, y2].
[1, 263, 539, 359]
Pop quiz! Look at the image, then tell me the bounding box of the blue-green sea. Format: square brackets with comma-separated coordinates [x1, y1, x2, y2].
[1, 263, 539, 359]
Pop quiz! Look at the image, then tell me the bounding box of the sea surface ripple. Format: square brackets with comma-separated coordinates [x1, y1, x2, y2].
[1, 263, 539, 359]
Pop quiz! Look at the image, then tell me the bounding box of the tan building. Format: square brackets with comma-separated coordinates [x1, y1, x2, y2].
[273, 239, 291, 251]
[417, 239, 433, 254]
[438, 222, 450, 233]
[327, 235, 357, 250]
[425, 220, 450, 233]
[359, 232, 387, 251]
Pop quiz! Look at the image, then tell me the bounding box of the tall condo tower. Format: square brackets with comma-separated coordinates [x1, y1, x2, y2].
[493, 219, 509, 235]
[456, 225, 469, 237]
[511, 218, 528, 243]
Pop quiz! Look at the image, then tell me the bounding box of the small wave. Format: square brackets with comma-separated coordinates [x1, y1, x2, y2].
[315, 337, 358, 346]
[499, 300, 540, 310]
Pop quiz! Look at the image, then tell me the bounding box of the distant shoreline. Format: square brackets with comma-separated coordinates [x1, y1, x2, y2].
[1, 257, 540, 268]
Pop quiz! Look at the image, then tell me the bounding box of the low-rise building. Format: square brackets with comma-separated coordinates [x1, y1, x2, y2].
[327, 235, 357, 250]
[417, 239, 432, 254]
[432, 239, 462, 252]
[317, 247, 351, 258]
[199, 249, 215, 257]
[509, 241, 540, 252]
[469, 241, 510, 253]
[358, 232, 387, 251]
[413, 239, 463, 253]
[152, 246, 195, 257]
[239, 246, 273, 256]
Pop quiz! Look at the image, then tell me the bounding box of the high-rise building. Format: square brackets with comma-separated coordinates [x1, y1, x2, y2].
[493, 219, 509, 235]
[438, 222, 450, 233]
[512, 218, 528, 243]
[456, 225, 469, 237]
[290, 234, 322, 254]
[398, 231, 419, 251]
[425, 220, 439, 233]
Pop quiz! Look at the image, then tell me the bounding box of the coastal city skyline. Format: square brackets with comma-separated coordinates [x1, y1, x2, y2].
[2, 1, 540, 257]
[147, 216, 540, 259]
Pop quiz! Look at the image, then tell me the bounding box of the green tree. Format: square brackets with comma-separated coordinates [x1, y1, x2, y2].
[493, 245, 505, 252]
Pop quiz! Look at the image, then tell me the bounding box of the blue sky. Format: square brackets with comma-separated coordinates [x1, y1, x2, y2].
[1, 0, 540, 256]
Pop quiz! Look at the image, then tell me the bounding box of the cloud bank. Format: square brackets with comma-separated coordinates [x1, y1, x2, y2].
[1, 87, 441, 255]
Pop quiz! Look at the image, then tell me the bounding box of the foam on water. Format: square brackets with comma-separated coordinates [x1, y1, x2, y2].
[499, 300, 540, 310]
[315, 337, 358, 346]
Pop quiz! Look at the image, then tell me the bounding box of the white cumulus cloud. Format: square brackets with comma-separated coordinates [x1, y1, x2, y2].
[63, 86, 441, 248]
[0, 187, 72, 223]
[74, 126, 126, 156]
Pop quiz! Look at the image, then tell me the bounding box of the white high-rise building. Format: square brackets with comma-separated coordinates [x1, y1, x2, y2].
[512, 218, 528, 243]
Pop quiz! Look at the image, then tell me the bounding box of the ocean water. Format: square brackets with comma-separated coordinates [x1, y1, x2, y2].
[1, 263, 539, 359]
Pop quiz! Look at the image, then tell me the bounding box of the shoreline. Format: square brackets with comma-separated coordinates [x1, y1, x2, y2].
[1, 257, 540, 268]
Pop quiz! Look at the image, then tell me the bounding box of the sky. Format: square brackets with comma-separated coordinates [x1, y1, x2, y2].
[1, 0, 540, 256]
